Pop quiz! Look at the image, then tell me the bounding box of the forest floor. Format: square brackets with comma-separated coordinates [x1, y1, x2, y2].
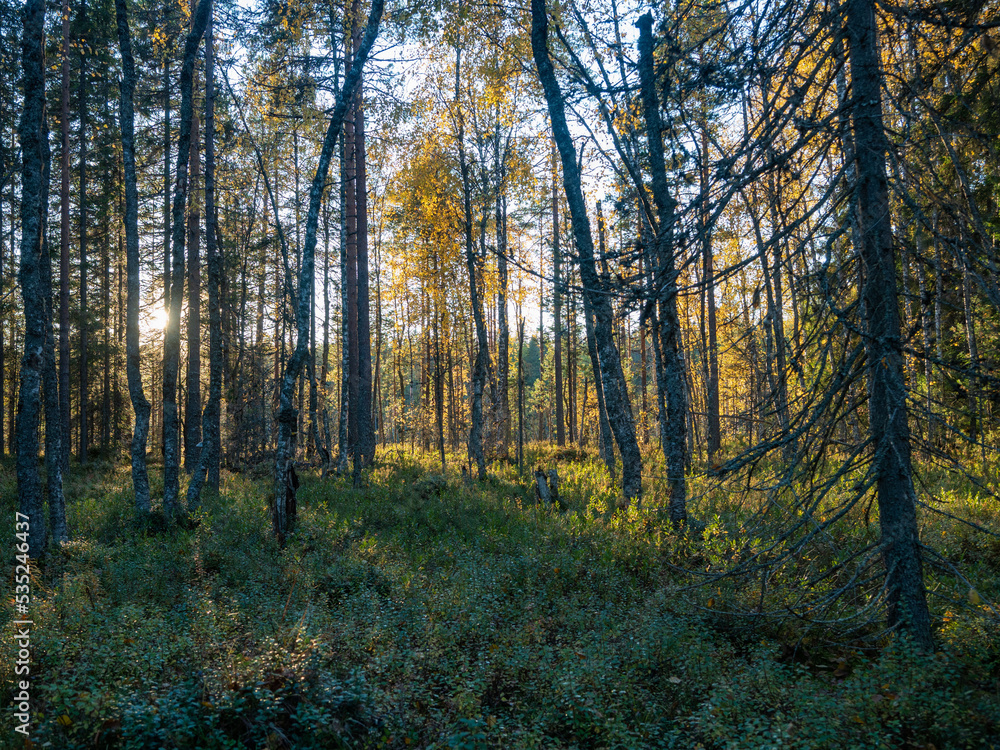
[1, 447, 999, 749]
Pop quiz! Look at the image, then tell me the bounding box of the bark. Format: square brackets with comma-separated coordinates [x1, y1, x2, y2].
[353, 46, 375, 479]
[552, 145, 564, 446]
[116, 0, 152, 513]
[164, 0, 212, 516]
[846, 0, 932, 650]
[79, 0, 90, 464]
[40, 79, 68, 546]
[16, 0, 51, 556]
[637, 13, 685, 520]
[162, 57, 171, 451]
[188, 9, 222, 507]
[186, 88, 202, 473]
[344, 26, 359, 459]
[336, 130, 350, 474]
[0, 178, 4, 457]
[455, 27, 491, 480]
[497, 192, 510, 451]
[594, 202, 615, 479]
[517, 317, 525, 475]
[532, 0, 642, 502]
[59, 0, 71, 473]
[273, 0, 383, 542]
[701, 126, 721, 459]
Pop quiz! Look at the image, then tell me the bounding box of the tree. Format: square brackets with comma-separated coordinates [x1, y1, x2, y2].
[272, 0, 384, 543]
[116, 0, 152, 513]
[17, 0, 67, 556]
[163, 0, 212, 517]
[531, 0, 643, 504]
[637, 12, 687, 523]
[845, 0, 932, 649]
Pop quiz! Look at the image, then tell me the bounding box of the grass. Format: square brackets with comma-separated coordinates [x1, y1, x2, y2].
[1, 446, 998, 749]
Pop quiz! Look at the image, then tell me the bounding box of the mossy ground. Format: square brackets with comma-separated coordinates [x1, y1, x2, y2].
[1, 447, 998, 749]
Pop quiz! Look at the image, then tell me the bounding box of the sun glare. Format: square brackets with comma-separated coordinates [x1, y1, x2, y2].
[141, 307, 169, 335]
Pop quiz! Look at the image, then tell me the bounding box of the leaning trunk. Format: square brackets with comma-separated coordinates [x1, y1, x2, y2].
[273, 0, 384, 542]
[532, 0, 642, 503]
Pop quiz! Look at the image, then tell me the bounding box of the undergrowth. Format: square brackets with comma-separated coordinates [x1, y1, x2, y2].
[0, 447, 997, 749]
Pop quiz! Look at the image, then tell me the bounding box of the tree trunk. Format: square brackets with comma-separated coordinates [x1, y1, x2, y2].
[115, 0, 152, 513]
[185, 88, 202, 473]
[637, 13, 685, 520]
[162, 56, 171, 451]
[532, 0, 642, 502]
[188, 9, 222, 505]
[273, 0, 383, 542]
[552, 145, 564, 447]
[455, 26, 491, 480]
[16, 0, 52, 556]
[164, 0, 212, 516]
[594, 201, 615, 479]
[497, 191, 510, 451]
[846, 0, 932, 650]
[59, 0, 71, 473]
[79, 0, 90, 464]
[353, 31, 375, 478]
[336, 130, 350, 474]
[701, 126, 721, 460]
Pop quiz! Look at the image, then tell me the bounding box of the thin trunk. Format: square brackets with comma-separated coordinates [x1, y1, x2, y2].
[847, 0, 932, 649]
[533, 0, 642, 502]
[637, 13, 684, 519]
[185, 90, 202, 472]
[593, 202, 615, 479]
[552, 144, 564, 446]
[79, 0, 90, 464]
[456, 24, 490, 480]
[701, 126, 720, 459]
[162, 56, 171, 450]
[115, 0, 152, 512]
[517, 316, 525, 475]
[59, 0, 71, 472]
[189, 10, 222, 502]
[102, 188, 111, 449]
[273, 0, 383, 542]
[164, 0, 212, 516]
[336, 130, 350, 474]
[354, 33, 374, 478]
[497, 192, 510, 450]
[344, 21, 359, 461]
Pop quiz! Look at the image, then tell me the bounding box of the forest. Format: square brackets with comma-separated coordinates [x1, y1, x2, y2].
[1, 0, 999, 746]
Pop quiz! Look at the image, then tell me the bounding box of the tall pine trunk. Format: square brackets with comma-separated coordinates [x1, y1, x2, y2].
[164, 0, 212, 516]
[17, 0, 53, 556]
[185, 87, 202, 473]
[78, 0, 90, 464]
[115, 0, 152, 513]
[59, 0, 71, 473]
[846, 0, 932, 650]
